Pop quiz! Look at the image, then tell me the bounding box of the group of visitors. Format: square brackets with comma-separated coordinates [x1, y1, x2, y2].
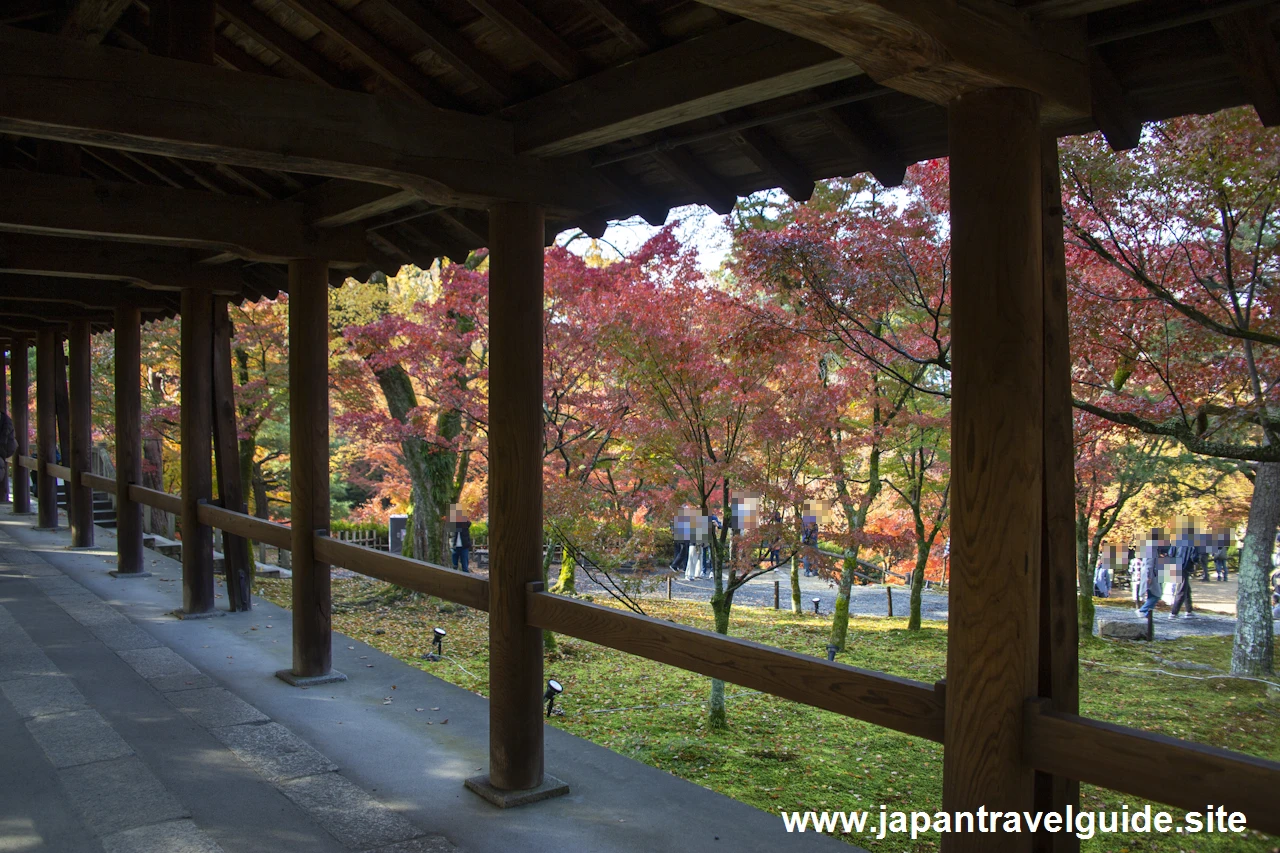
[1094, 522, 1235, 621]
[669, 506, 721, 580]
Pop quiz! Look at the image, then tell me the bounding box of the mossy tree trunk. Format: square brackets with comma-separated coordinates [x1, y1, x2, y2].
[1075, 506, 1095, 633]
[1232, 460, 1278, 675]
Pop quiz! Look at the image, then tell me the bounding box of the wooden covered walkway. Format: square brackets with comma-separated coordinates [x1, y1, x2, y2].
[2, 1, 1279, 850]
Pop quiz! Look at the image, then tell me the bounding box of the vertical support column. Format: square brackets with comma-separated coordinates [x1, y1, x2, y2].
[11, 334, 30, 514]
[212, 298, 251, 610]
[942, 87, 1043, 853]
[1, 346, 8, 504]
[35, 329, 58, 529]
[113, 306, 147, 577]
[180, 289, 215, 615]
[68, 319, 94, 548]
[53, 335, 71, 469]
[465, 202, 565, 806]
[278, 259, 342, 684]
[1033, 133, 1081, 853]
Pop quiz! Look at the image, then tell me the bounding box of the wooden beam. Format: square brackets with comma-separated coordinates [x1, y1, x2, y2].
[0, 169, 367, 264]
[464, 0, 582, 81]
[943, 86, 1044, 846]
[730, 124, 815, 203]
[1088, 50, 1141, 150]
[0, 275, 177, 310]
[11, 332, 30, 514]
[652, 148, 736, 215]
[289, 181, 419, 228]
[0, 332, 7, 503]
[0, 28, 611, 212]
[114, 304, 146, 575]
[377, 0, 520, 104]
[180, 288, 215, 615]
[67, 319, 94, 547]
[1210, 7, 1280, 126]
[35, 328, 57, 528]
[279, 0, 447, 108]
[284, 258, 338, 680]
[695, 0, 1090, 122]
[2, 1, 57, 27]
[0, 234, 250, 293]
[817, 104, 907, 188]
[151, 0, 216, 64]
[505, 22, 862, 156]
[486, 201, 547, 792]
[577, 0, 660, 53]
[217, 0, 360, 90]
[60, 0, 133, 44]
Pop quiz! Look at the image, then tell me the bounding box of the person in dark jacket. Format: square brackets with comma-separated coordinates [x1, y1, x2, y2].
[448, 505, 473, 574]
[1169, 528, 1197, 619]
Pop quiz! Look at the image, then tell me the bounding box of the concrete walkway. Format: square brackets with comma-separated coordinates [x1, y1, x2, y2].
[0, 507, 852, 853]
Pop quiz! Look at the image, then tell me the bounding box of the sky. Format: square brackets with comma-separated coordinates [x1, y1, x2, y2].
[557, 204, 733, 272]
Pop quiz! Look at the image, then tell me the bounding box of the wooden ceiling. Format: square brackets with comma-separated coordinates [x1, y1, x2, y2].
[0, 0, 1276, 333]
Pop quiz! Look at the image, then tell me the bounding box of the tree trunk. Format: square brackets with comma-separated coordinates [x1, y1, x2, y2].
[908, 540, 929, 631]
[542, 535, 558, 654]
[1232, 461, 1278, 675]
[551, 535, 575, 594]
[790, 553, 802, 613]
[708, 589, 730, 729]
[1075, 507, 1095, 632]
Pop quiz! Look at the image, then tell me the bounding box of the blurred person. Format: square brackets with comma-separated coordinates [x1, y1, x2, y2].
[448, 505, 472, 574]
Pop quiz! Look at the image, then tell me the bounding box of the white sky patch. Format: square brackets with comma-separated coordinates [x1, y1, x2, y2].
[557, 204, 732, 271]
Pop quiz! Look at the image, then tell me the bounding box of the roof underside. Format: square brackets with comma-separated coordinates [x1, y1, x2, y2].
[0, 0, 1276, 334]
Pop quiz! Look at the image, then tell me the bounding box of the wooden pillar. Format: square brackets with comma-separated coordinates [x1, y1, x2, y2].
[282, 259, 339, 681]
[11, 333, 30, 514]
[1033, 133, 1081, 853]
[212, 297, 250, 610]
[114, 306, 146, 576]
[68, 320, 94, 547]
[942, 87, 1043, 853]
[487, 202, 547, 792]
[180, 289, 215, 615]
[1, 346, 8, 504]
[53, 335, 70, 469]
[35, 328, 58, 529]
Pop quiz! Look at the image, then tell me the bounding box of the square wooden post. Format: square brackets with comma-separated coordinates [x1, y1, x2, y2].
[35, 328, 58, 530]
[180, 288, 215, 615]
[1, 345, 8, 504]
[1033, 132, 1081, 853]
[68, 319, 94, 548]
[277, 258, 344, 684]
[465, 202, 567, 807]
[942, 87, 1044, 853]
[11, 333, 30, 514]
[113, 305, 147, 577]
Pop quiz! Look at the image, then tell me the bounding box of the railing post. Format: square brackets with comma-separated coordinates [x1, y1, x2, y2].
[180, 288, 215, 615]
[113, 306, 148, 577]
[68, 319, 94, 548]
[277, 258, 344, 685]
[943, 87, 1044, 853]
[465, 202, 568, 807]
[35, 328, 58, 529]
[11, 334, 30, 514]
[0, 343, 8, 504]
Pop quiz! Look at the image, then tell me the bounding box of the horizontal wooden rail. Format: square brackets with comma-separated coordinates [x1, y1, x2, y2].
[527, 585, 945, 742]
[197, 502, 291, 550]
[127, 483, 182, 515]
[1023, 700, 1280, 836]
[47, 462, 72, 479]
[81, 472, 116, 494]
[315, 535, 490, 612]
[17, 455, 38, 470]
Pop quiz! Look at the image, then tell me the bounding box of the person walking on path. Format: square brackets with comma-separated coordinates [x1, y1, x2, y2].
[685, 513, 708, 581]
[448, 505, 473, 574]
[1169, 529, 1197, 619]
[1136, 529, 1163, 618]
[1093, 551, 1112, 598]
[1212, 532, 1230, 582]
[670, 506, 692, 574]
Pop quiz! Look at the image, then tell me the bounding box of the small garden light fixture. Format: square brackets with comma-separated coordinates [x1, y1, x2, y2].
[812, 597, 821, 615]
[423, 627, 446, 661]
[544, 679, 563, 717]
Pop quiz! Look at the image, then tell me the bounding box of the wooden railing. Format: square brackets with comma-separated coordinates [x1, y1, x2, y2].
[102, 477, 1280, 835]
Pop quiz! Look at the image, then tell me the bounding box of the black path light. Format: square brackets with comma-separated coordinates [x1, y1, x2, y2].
[423, 627, 446, 661]
[812, 597, 821, 615]
[544, 678, 563, 717]
[826, 644, 838, 662]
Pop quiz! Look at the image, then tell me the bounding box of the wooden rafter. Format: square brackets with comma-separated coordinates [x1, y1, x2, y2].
[0, 28, 610, 212]
[279, 0, 449, 107]
[696, 0, 1090, 122]
[729, 124, 815, 203]
[378, 0, 520, 104]
[505, 21, 862, 156]
[217, 0, 360, 90]
[816, 104, 906, 188]
[59, 0, 134, 44]
[465, 0, 582, 81]
[1088, 49, 1141, 150]
[652, 147, 736, 215]
[0, 169, 367, 264]
[577, 0, 660, 53]
[0, 275, 178, 310]
[290, 181, 419, 228]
